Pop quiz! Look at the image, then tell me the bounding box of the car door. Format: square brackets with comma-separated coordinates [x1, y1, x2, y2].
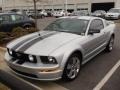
[10, 14, 25, 28]
[0, 15, 12, 32]
[83, 19, 106, 61]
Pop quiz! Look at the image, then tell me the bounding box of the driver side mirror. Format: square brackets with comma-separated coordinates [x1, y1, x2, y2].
[88, 28, 100, 35]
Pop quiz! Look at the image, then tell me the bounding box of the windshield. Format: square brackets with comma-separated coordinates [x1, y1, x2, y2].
[94, 10, 102, 14]
[109, 9, 120, 13]
[44, 19, 89, 35]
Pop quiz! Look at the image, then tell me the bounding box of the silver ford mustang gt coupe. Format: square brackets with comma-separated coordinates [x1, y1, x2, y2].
[5, 16, 115, 81]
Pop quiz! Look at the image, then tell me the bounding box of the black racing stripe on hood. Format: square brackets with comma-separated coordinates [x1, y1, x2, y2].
[11, 35, 37, 50]
[17, 32, 58, 52]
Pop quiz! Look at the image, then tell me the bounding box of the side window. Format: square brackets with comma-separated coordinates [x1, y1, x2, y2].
[0, 15, 10, 23]
[89, 19, 104, 30]
[11, 15, 24, 22]
[11, 15, 16, 21]
[15, 15, 24, 21]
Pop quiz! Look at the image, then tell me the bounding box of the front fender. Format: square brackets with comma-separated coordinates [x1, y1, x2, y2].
[60, 45, 84, 70]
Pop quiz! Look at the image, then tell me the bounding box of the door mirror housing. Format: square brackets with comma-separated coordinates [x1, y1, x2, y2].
[88, 29, 100, 35]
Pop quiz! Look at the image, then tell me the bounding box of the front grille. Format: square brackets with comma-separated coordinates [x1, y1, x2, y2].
[12, 51, 28, 61]
[10, 67, 38, 78]
[8, 49, 37, 64]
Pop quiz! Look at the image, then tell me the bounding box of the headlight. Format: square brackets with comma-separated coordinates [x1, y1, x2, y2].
[48, 56, 57, 63]
[7, 49, 13, 55]
[28, 55, 34, 62]
[40, 56, 57, 64]
[28, 55, 37, 63]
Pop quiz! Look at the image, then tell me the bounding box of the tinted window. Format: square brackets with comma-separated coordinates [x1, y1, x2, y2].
[0, 15, 10, 23]
[109, 9, 120, 13]
[44, 19, 89, 35]
[89, 19, 104, 30]
[11, 14, 24, 21]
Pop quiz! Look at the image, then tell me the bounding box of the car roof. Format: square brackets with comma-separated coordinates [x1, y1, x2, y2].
[0, 12, 22, 15]
[60, 16, 100, 20]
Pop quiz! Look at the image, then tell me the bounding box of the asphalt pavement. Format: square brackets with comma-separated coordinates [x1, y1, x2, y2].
[0, 18, 120, 90]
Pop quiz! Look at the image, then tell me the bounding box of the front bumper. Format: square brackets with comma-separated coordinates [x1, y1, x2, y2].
[5, 53, 63, 81]
[105, 16, 119, 19]
[53, 14, 63, 17]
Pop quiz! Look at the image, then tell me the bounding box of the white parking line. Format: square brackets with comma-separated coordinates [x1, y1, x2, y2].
[93, 60, 120, 90]
[2, 67, 69, 90]
[1, 68, 43, 90]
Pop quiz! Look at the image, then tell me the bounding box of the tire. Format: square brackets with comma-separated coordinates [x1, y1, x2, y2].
[24, 25, 32, 30]
[41, 15, 44, 19]
[62, 53, 81, 81]
[105, 36, 114, 52]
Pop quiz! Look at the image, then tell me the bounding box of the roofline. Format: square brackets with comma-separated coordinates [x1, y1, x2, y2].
[59, 16, 101, 20]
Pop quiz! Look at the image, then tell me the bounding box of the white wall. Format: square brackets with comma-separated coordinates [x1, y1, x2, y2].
[115, 0, 120, 8]
[2, 0, 120, 11]
[91, 0, 114, 3]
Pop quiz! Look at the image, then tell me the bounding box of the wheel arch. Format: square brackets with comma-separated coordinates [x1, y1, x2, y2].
[23, 23, 32, 28]
[61, 49, 84, 70]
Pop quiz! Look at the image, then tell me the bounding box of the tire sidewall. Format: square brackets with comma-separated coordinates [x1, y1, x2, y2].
[106, 36, 114, 52]
[62, 53, 81, 81]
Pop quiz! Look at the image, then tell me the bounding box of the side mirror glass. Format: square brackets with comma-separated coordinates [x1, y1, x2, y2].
[88, 29, 100, 35]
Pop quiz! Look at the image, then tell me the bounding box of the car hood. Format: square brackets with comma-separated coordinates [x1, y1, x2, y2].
[7, 31, 81, 56]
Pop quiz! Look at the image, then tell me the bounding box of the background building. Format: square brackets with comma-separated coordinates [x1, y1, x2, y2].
[0, 0, 120, 12]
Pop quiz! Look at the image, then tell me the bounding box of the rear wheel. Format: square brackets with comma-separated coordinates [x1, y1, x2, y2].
[62, 53, 81, 81]
[24, 25, 32, 30]
[105, 36, 114, 52]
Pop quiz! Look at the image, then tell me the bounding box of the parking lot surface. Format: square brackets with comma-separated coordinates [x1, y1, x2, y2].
[0, 18, 120, 90]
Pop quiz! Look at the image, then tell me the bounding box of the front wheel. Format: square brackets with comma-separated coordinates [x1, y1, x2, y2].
[62, 53, 81, 81]
[105, 36, 114, 52]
